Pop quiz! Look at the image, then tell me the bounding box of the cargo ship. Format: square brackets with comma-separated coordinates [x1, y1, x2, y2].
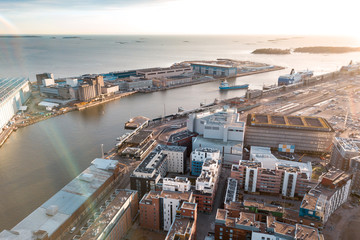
[219, 80, 249, 90]
[278, 69, 313, 86]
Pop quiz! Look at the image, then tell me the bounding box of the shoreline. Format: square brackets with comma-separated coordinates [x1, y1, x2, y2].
[0, 63, 296, 149]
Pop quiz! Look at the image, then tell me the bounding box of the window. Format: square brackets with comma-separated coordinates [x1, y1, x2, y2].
[220, 228, 223, 231]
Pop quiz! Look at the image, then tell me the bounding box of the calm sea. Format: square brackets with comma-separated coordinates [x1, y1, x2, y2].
[0, 35, 359, 230]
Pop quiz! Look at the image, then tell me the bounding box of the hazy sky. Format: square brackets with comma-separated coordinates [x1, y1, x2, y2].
[0, 0, 359, 36]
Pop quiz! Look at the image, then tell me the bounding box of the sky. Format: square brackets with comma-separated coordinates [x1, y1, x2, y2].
[0, 0, 359, 36]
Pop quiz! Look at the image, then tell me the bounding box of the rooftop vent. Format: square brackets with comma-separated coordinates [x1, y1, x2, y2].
[46, 205, 58, 216]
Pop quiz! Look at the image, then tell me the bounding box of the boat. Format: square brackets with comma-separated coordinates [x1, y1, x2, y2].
[278, 69, 313, 86]
[219, 80, 249, 90]
[178, 107, 184, 112]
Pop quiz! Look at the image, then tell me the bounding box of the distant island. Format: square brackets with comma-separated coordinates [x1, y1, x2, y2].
[252, 48, 291, 55]
[0, 35, 41, 38]
[252, 46, 360, 55]
[294, 46, 360, 54]
[63, 36, 80, 39]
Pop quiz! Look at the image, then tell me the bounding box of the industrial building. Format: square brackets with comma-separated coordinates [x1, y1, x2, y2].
[36, 73, 54, 89]
[78, 76, 104, 101]
[194, 158, 220, 213]
[188, 107, 245, 165]
[153, 75, 192, 88]
[78, 189, 138, 240]
[230, 146, 312, 197]
[139, 190, 193, 231]
[0, 159, 122, 240]
[191, 62, 237, 77]
[165, 202, 197, 240]
[300, 168, 352, 223]
[245, 114, 335, 153]
[130, 144, 187, 198]
[0, 77, 31, 132]
[330, 137, 360, 171]
[191, 147, 221, 176]
[117, 78, 153, 91]
[215, 210, 323, 240]
[136, 66, 193, 79]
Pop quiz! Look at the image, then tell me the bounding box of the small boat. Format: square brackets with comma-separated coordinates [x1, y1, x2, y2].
[219, 80, 249, 90]
[178, 107, 184, 112]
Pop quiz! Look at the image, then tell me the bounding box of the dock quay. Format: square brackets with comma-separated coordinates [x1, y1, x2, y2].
[125, 116, 150, 129]
[77, 91, 136, 110]
[0, 127, 14, 147]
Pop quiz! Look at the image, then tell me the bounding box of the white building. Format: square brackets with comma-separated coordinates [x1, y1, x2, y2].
[188, 107, 245, 142]
[196, 159, 220, 194]
[161, 191, 193, 231]
[162, 177, 191, 192]
[188, 107, 245, 165]
[191, 147, 221, 162]
[191, 147, 220, 176]
[0, 77, 31, 132]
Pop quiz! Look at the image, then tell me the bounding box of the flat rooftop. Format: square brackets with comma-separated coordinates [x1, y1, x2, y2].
[80, 190, 136, 240]
[300, 193, 319, 211]
[250, 146, 312, 178]
[1, 159, 119, 239]
[267, 216, 295, 238]
[0, 77, 29, 102]
[137, 66, 191, 73]
[335, 137, 360, 153]
[295, 224, 322, 240]
[157, 144, 187, 153]
[239, 160, 262, 168]
[191, 62, 236, 69]
[181, 202, 197, 211]
[141, 190, 192, 202]
[165, 218, 194, 240]
[236, 212, 260, 228]
[243, 200, 283, 213]
[125, 130, 153, 145]
[193, 147, 220, 153]
[216, 209, 228, 221]
[224, 178, 238, 204]
[168, 130, 197, 143]
[247, 114, 334, 132]
[132, 151, 166, 176]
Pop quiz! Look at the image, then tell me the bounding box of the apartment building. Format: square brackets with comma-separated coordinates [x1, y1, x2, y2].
[215, 210, 323, 240]
[191, 147, 221, 176]
[165, 202, 197, 240]
[194, 159, 221, 213]
[300, 168, 352, 223]
[231, 147, 312, 197]
[330, 137, 360, 171]
[130, 144, 187, 198]
[139, 190, 193, 232]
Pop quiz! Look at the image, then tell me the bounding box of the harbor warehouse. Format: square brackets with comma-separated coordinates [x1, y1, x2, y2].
[0, 77, 31, 132]
[244, 114, 335, 153]
[191, 63, 237, 77]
